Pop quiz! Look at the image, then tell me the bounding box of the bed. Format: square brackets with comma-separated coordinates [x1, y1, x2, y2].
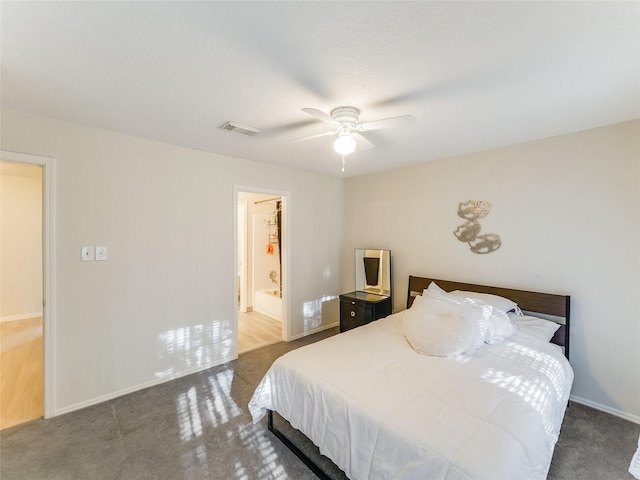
[249, 276, 574, 479]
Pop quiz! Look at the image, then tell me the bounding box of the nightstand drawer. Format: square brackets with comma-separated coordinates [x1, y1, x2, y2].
[340, 301, 368, 331]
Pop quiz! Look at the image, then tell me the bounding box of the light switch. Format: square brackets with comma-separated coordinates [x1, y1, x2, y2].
[81, 246, 94, 262]
[95, 246, 107, 261]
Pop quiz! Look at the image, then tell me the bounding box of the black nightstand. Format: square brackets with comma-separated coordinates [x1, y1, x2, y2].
[339, 291, 392, 332]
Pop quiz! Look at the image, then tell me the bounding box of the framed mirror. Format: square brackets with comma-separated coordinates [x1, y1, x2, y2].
[355, 249, 391, 297]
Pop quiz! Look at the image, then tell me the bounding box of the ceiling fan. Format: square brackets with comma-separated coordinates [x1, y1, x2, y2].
[293, 106, 416, 156]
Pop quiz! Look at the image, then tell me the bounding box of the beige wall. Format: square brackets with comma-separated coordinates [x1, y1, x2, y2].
[1, 108, 343, 413]
[0, 162, 43, 319]
[343, 120, 640, 423]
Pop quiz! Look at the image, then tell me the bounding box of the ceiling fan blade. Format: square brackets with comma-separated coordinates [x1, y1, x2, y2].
[289, 129, 337, 143]
[261, 118, 318, 137]
[352, 132, 375, 150]
[359, 114, 416, 131]
[301, 108, 340, 126]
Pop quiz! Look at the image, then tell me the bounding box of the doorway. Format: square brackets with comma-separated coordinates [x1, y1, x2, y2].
[1, 160, 43, 428]
[235, 188, 288, 353]
[1, 151, 55, 423]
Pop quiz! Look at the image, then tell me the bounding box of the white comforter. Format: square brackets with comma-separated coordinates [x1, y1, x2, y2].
[249, 311, 573, 480]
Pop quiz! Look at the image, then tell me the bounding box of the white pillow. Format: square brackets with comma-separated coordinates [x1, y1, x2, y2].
[449, 290, 520, 314]
[509, 313, 561, 342]
[482, 305, 517, 344]
[442, 282, 522, 344]
[449, 295, 515, 344]
[422, 281, 448, 297]
[422, 282, 486, 352]
[424, 282, 516, 344]
[403, 295, 474, 357]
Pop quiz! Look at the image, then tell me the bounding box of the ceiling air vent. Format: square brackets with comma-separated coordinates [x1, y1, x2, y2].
[219, 121, 262, 136]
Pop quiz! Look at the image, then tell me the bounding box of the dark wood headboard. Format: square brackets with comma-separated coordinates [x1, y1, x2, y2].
[407, 276, 571, 359]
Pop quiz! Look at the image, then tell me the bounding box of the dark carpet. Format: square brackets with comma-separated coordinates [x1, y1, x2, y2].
[1, 327, 638, 479]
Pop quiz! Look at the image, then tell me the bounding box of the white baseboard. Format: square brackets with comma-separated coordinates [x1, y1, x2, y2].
[55, 357, 231, 417]
[1, 312, 43, 323]
[288, 322, 339, 341]
[570, 395, 640, 425]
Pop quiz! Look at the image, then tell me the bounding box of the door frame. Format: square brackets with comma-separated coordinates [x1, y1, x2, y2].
[237, 202, 248, 313]
[233, 185, 291, 346]
[1, 150, 56, 419]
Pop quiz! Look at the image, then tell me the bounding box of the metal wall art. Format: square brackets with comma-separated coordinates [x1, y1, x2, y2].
[454, 201, 501, 254]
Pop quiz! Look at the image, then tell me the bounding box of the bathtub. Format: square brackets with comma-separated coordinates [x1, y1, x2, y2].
[253, 289, 282, 322]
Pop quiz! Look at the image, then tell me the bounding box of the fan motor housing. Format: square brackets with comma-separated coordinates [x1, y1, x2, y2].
[330, 106, 360, 126]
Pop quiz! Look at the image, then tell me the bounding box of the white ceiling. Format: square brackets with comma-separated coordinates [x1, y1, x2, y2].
[2, 1, 638, 178]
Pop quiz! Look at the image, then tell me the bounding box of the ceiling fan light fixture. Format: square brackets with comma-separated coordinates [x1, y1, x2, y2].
[334, 134, 356, 155]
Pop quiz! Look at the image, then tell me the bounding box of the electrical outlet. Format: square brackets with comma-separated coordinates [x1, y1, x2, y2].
[95, 246, 107, 261]
[81, 246, 94, 262]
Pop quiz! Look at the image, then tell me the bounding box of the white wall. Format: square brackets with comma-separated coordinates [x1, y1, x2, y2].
[343, 120, 640, 423]
[0, 162, 43, 319]
[1, 108, 342, 414]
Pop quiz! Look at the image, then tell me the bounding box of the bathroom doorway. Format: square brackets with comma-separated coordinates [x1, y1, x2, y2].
[235, 188, 287, 353]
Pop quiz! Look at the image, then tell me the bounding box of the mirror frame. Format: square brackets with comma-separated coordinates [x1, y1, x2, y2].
[355, 248, 391, 297]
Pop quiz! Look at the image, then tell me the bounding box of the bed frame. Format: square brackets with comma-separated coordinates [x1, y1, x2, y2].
[267, 275, 571, 480]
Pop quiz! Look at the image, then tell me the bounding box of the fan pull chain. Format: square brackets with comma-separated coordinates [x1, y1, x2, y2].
[342, 155, 345, 173]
